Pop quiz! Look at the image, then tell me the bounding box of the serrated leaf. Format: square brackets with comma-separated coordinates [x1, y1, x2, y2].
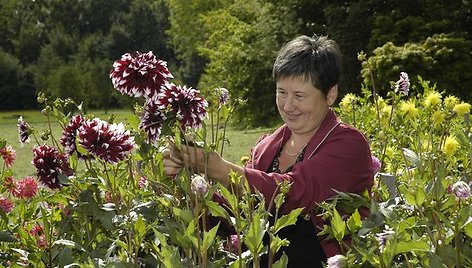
[331, 208, 346, 242]
[347, 209, 362, 233]
[394, 240, 430, 255]
[202, 223, 219, 251]
[272, 208, 303, 233]
[206, 201, 230, 221]
[272, 252, 289, 268]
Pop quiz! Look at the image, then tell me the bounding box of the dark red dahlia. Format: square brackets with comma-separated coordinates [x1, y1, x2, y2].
[32, 145, 73, 189]
[60, 114, 84, 156]
[157, 83, 208, 129]
[78, 118, 136, 164]
[139, 98, 166, 144]
[110, 51, 173, 98]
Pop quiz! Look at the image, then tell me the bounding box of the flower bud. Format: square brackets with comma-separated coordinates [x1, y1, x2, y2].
[191, 174, 209, 197]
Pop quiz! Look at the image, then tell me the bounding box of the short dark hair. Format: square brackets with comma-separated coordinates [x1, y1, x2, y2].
[272, 35, 342, 97]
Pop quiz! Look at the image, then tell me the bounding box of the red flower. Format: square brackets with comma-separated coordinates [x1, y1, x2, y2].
[14, 177, 39, 199]
[32, 145, 73, 189]
[0, 196, 13, 213]
[78, 118, 136, 164]
[60, 114, 84, 156]
[157, 83, 208, 129]
[139, 98, 166, 144]
[110, 51, 173, 98]
[3, 176, 19, 196]
[0, 145, 17, 168]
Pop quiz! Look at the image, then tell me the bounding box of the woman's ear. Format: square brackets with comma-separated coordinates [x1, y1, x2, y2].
[326, 85, 338, 106]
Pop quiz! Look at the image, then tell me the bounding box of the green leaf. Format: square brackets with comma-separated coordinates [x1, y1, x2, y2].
[331, 208, 346, 242]
[402, 148, 421, 167]
[394, 240, 430, 255]
[134, 215, 146, 238]
[202, 223, 219, 251]
[53, 239, 86, 252]
[272, 208, 303, 234]
[206, 200, 230, 221]
[463, 217, 472, 239]
[244, 214, 266, 254]
[346, 209, 362, 233]
[272, 252, 289, 268]
[0, 230, 18, 242]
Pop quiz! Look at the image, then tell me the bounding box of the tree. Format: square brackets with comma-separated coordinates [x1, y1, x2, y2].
[361, 34, 472, 100]
[198, 0, 300, 126]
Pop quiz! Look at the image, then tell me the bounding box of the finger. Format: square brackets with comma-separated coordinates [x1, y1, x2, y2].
[163, 158, 182, 168]
[164, 166, 180, 177]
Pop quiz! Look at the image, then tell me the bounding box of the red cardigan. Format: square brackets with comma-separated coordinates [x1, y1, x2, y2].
[244, 109, 374, 257]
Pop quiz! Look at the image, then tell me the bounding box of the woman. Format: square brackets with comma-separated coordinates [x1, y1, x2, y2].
[162, 35, 374, 267]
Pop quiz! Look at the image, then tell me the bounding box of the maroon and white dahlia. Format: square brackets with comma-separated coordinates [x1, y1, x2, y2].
[18, 116, 30, 144]
[110, 51, 173, 98]
[157, 83, 208, 129]
[32, 145, 73, 189]
[139, 98, 166, 144]
[60, 114, 84, 156]
[78, 118, 136, 164]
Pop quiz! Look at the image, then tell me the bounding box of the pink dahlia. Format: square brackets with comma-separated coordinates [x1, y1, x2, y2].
[17, 116, 30, 144]
[32, 145, 73, 189]
[60, 114, 84, 156]
[157, 83, 208, 129]
[139, 98, 166, 144]
[0, 145, 17, 168]
[110, 51, 173, 98]
[78, 118, 136, 164]
[371, 155, 382, 174]
[138, 175, 148, 189]
[0, 196, 13, 214]
[224, 234, 241, 255]
[14, 177, 39, 199]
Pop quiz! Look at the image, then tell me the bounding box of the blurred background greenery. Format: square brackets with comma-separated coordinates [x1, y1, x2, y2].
[1, 0, 471, 127]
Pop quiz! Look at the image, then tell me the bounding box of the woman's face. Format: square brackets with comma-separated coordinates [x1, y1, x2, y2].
[276, 76, 337, 135]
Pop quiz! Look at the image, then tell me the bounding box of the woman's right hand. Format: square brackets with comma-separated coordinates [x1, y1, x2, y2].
[161, 144, 183, 177]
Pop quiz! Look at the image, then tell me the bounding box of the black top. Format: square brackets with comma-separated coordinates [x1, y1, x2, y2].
[261, 148, 327, 268]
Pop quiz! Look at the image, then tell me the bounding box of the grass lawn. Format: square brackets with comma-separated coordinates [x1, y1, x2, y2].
[1, 110, 274, 178]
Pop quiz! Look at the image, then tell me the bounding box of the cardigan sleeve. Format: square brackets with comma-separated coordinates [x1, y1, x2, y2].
[244, 126, 373, 214]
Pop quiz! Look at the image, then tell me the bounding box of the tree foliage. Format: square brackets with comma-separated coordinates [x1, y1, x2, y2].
[0, 0, 471, 127]
[361, 34, 472, 100]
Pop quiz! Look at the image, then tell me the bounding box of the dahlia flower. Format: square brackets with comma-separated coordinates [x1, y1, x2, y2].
[376, 226, 395, 252]
[78, 118, 136, 164]
[224, 235, 241, 255]
[453, 102, 471, 116]
[215, 87, 230, 105]
[423, 90, 442, 107]
[60, 114, 84, 156]
[444, 95, 459, 110]
[32, 145, 73, 189]
[0, 196, 13, 214]
[110, 51, 173, 98]
[400, 100, 419, 118]
[371, 155, 382, 174]
[394, 72, 410, 95]
[0, 145, 16, 168]
[157, 83, 208, 129]
[442, 135, 459, 156]
[17, 116, 30, 144]
[139, 98, 166, 144]
[2, 176, 18, 196]
[14, 177, 39, 199]
[448, 181, 471, 200]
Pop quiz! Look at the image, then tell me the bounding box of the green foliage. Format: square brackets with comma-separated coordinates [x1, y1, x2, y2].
[322, 74, 472, 267]
[197, 0, 299, 126]
[361, 34, 472, 100]
[0, 50, 37, 109]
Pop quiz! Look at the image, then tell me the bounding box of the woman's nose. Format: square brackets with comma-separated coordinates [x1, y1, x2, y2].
[284, 96, 295, 111]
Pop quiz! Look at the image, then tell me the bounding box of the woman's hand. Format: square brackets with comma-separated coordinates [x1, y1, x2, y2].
[161, 143, 183, 177]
